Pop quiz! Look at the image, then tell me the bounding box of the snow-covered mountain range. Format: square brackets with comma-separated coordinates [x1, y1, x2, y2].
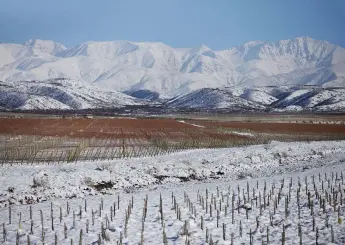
[1, 37, 345, 111]
[1, 37, 345, 97]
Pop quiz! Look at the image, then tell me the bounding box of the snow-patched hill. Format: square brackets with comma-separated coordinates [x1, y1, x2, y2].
[167, 88, 265, 110]
[0, 78, 139, 110]
[167, 86, 345, 111]
[1, 37, 345, 98]
[1, 80, 345, 111]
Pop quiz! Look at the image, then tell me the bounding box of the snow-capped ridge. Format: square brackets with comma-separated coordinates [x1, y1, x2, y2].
[57, 40, 139, 58]
[24, 39, 67, 55]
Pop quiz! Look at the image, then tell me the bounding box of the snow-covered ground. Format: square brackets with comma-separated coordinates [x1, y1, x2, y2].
[1, 140, 345, 244]
[1, 141, 345, 206]
[227, 131, 255, 137]
[178, 120, 205, 128]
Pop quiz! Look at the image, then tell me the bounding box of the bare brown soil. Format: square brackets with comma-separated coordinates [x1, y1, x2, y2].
[0, 118, 195, 137]
[0, 118, 250, 142]
[1, 118, 345, 138]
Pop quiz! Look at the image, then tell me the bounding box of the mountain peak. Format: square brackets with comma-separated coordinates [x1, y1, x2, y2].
[189, 44, 212, 54]
[243, 40, 266, 48]
[295, 36, 315, 42]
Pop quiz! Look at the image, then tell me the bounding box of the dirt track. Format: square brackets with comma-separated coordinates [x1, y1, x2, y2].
[190, 120, 345, 134]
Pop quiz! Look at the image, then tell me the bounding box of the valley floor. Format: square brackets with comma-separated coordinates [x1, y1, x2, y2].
[1, 140, 345, 244]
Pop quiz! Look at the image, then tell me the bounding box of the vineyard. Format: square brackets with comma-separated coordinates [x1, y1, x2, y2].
[0, 118, 256, 164]
[1, 117, 345, 244]
[1, 117, 345, 164]
[1, 165, 345, 244]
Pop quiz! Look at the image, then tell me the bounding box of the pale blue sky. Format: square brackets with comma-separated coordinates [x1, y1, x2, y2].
[1, 0, 344, 49]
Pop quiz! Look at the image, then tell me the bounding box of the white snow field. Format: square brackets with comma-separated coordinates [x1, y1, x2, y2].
[1, 140, 345, 244]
